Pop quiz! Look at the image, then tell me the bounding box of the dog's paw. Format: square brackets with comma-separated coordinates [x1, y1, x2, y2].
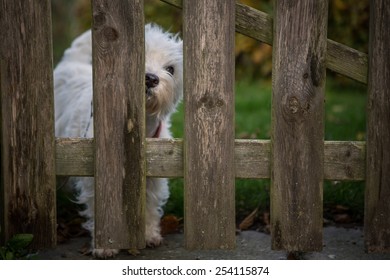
[146, 233, 163, 247]
[92, 248, 119, 259]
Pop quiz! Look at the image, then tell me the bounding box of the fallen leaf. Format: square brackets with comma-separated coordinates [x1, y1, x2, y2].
[334, 213, 352, 224]
[127, 249, 141, 256]
[239, 208, 258, 230]
[79, 242, 91, 255]
[160, 215, 182, 236]
[334, 205, 349, 212]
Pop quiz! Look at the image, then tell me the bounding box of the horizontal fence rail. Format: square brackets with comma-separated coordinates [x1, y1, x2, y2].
[56, 138, 365, 181]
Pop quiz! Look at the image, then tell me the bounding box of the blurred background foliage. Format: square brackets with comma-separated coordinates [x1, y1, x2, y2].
[52, 0, 369, 84]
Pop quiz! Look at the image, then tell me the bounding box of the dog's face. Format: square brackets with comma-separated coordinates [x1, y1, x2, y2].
[144, 24, 183, 119]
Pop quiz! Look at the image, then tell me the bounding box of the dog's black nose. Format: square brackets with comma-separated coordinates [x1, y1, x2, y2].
[146, 73, 159, 89]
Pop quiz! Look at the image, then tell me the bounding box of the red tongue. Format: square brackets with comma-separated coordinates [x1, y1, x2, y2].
[152, 121, 162, 138]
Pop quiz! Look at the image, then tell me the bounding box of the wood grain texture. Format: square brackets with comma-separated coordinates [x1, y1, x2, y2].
[146, 138, 183, 178]
[55, 138, 94, 176]
[0, 0, 56, 248]
[92, 0, 145, 249]
[234, 140, 271, 179]
[235, 3, 273, 45]
[56, 139, 365, 181]
[183, 0, 236, 250]
[324, 141, 365, 181]
[364, 0, 390, 253]
[271, 0, 328, 252]
[326, 39, 368, 84]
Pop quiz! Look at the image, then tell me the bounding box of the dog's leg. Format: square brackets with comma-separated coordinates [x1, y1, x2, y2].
[145, 178, 169, 247]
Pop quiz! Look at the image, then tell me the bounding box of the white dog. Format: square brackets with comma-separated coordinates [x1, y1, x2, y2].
[54, 24, 183, 258]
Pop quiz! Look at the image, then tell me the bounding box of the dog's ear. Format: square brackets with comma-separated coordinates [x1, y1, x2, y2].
[167, 30, 182, 44]
[177, 39, 183, 53]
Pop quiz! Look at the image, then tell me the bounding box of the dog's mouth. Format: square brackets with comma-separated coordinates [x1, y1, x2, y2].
[145, 89, 159, 114]
[146, 88, 153, 98]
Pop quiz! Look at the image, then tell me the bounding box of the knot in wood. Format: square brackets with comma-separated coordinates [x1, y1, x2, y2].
[103, 27, 119, 42]
[93, 11, 106, 28]
[199, 92, 224, 110]
[288, 97, 300, 114]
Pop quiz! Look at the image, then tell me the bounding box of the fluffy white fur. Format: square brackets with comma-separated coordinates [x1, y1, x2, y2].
[54, 24, 183, 258]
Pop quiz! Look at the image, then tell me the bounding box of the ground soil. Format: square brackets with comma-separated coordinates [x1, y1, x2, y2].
[38, 227, 390, 260]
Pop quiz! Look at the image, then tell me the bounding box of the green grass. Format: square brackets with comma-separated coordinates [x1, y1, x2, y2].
[323, 81, 366, 220]
[164, 79, 367, 221]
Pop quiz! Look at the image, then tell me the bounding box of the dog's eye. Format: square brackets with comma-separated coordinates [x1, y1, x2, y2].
[165, 66, 174, 75]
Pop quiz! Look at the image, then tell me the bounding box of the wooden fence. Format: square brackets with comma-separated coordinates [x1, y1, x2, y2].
[1, 0, 389, 253]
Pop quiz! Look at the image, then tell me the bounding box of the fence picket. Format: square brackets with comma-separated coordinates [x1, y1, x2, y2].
[183, 0, 236, 249]
[0, 0, 56, 248]
[92, 0, 145, 249]
[271, 0, 328, 251]
[364, 0, 390, 253]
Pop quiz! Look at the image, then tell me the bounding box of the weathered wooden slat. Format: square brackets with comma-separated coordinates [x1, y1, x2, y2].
[235, 3, 273, 45]
[92, 0, 145, 249]
[271, 0, 328, 252]
[55, 138, 94, 176]
[183, 0, 236, 250]
[326, 39, 368, 84]
[56, 138, 366, 181]
[0, 0, 56, 248]
[234, 140, 271, 179]
[145, 139, 183, 178]
[364, 0, 390, 253]
[324, 141, 365, 181]
[161, 0, 368, 84]
[147, 139, 270, 179]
